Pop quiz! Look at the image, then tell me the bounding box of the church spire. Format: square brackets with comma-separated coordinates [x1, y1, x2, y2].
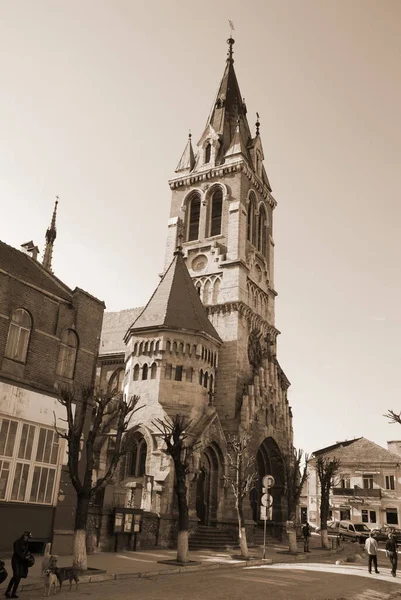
[199, 37, 252, 163]
[175, 131, 195, 173]
[42, 197, 58, 272]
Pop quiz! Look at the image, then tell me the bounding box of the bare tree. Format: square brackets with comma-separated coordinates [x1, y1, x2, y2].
[223, 433, 258, 559]
[284, 449, 309, 553]
[315, 455, 341, 549]
[152, 414, 195, 564]
[385, 410, 401, 426]
[55, 386, 142, 571]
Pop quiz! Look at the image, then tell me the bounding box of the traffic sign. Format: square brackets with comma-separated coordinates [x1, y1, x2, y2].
[261, 493, 273, 507]
[262, 475, 275, 489]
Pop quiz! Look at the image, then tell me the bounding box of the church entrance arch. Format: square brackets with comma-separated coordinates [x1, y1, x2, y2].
[251, 437, 285, 525]
[196, 444, 221, 526]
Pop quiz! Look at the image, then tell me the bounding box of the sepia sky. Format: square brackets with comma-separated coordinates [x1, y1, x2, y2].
[1, 0, 400, 455]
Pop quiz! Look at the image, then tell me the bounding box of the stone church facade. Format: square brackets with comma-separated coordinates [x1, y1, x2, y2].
[94, 38, 294, 551]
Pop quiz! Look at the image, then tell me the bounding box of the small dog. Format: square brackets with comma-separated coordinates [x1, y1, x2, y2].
[43, 569, 58, 596]
[55, 566, 80, 591]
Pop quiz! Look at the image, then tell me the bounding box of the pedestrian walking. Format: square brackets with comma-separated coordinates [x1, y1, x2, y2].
[364, 531, 380, 574]
[5, 531, 34, 598]
[386, 532, 398, 577]
[302, 523, 311, 552]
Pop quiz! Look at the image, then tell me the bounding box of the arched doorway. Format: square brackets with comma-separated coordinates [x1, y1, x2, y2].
[251, 437, 285, 524]
[196, 445, 220, 526]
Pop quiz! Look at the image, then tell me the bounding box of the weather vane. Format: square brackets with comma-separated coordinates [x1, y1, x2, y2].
[228, 20, 235, 36]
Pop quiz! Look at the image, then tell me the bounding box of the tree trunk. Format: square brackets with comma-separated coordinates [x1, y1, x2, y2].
[321, 529, 329, 549]
[174, 461, 189, 563]
[73, 494, 90, 570]
[237, 500, 249, 559]
[288, 529, 298, 554]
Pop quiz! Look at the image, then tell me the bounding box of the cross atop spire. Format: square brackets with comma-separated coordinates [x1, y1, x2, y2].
[42, 196, 59, 272]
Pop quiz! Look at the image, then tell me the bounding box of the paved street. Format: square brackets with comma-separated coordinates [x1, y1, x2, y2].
[17, 561, 401, 600]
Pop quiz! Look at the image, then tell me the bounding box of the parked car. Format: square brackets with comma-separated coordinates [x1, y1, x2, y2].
[371, 526, 401, 544]
[339, 520, 371, 543]
[315, 520, 340, 535]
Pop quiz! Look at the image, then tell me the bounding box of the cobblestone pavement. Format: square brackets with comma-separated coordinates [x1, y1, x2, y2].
[12, 561, 401, 600]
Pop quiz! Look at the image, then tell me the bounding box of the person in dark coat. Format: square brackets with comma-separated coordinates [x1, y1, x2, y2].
[5, 532, 32, 598]
[302, 523, 311, 552]
[386, 532, 398, 577]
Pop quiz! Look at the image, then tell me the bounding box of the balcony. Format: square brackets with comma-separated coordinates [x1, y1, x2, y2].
[332, 487, 381, 498]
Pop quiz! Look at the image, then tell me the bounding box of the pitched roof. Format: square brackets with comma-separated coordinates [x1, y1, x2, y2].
[100, 307, 143, 355]
[127, 250, 221, 342]
[313, 437, 401, 465]
[0, 239, 72, 300]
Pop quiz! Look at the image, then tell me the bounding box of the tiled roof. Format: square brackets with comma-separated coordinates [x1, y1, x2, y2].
[0, 239, 72, 300]
[313, 437, 401, 465]
[100, 307, 143, 355]
[128, 251, 221, 343]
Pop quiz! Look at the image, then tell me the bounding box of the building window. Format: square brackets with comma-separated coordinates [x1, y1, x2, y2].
[186, 367, 193, 382]
[210, 188, 223, 236]
[0, 417, 60, 505]
[5, 308, 32, 363]
[257, 204, 267, 257]
[386, 508, 398, 525]
[108, 368, 124, 395]
[340, 509, 351, 520]
[142, 364, 148, 380]
[150, 362, 157, 379]
[386, 475, 395, 490]
[247, 194, 257, 245]
[128, 435, 147, 477]
[187, 195, 201, 242]
[362, 509, 377, 523]
[133, 364, 140, 381]
[341, 478, 351, 489]
[199, 369, 203, 385]
[363, 475, 374, 489]
[175, 365, 183, 381]
[205, 143, 211, 164]
[56, 329, 78, 379]
[165, 364, 172, 379]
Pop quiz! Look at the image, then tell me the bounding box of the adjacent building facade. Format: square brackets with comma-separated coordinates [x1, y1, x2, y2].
[0, 203, 104, 554]
[95, 38, 294, 551]
[304, 438, 401, 529]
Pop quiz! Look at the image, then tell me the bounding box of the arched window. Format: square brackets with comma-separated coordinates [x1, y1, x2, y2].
[187, 194, 201, 241]
[203, 280, 211, 305]
[203, 372, 209, 388]
[186, 367, 193, 382]
[150, 362, 157, 379]
[210, 188, 223, 236]
[196, 282, 202, 296]
[128, 435, 147, 477]
[108, 367, 124, 395]
[209, 373, 214, 391]
[247, 193, 257, 245]
[258, 204, 267, 257]
[166, 341, 171, 352]
[212, 278, 220, 303]
[165, 364, 172, 379]
[205, 143, 211, 164]
[56, 329, 78, 379]
[155, 340, 160, 352]
[5, 308, 32, 363]
[133, 364, 140, 381]
[199, 369, 203, 385]
[142, 364, 148, 380]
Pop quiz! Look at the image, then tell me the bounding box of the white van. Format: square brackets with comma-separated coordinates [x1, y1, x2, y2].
[339, 520, 371, 543]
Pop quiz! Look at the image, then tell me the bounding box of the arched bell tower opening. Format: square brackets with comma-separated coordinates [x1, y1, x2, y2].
[251, 437, 286, 532]
[196, 444, 222, 526]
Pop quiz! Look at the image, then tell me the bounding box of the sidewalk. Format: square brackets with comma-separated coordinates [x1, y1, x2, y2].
[1, 535, 354, 593]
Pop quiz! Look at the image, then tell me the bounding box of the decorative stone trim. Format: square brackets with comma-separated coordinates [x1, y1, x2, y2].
[206, 301, 280, 340]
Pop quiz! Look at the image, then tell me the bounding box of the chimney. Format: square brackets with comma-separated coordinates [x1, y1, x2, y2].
[21, 241, 39, 261]
[387, 441, 401, 457]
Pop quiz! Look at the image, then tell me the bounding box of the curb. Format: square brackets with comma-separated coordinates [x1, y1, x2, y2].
[19, 546, 348, 591]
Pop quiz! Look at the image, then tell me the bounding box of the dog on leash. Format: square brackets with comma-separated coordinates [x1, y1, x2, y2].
[43, 569, 58, 596]
[55, 566, 80, 591]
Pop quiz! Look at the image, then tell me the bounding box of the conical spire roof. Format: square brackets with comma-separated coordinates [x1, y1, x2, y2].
[201, 38, 252, 160]
[127, 250, 221, 342]
[175, 133, 195, 173]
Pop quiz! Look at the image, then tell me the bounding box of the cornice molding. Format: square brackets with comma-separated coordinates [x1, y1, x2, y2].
[206, 301, 280, 339]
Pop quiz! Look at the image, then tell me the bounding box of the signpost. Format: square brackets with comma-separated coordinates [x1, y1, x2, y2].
[261, 475, 275, 560]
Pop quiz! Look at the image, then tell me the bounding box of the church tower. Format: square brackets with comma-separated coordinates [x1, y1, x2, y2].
[165, 38, 288, 437]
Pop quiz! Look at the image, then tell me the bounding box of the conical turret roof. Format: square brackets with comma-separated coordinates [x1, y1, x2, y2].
[126, 250, 221, 343]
